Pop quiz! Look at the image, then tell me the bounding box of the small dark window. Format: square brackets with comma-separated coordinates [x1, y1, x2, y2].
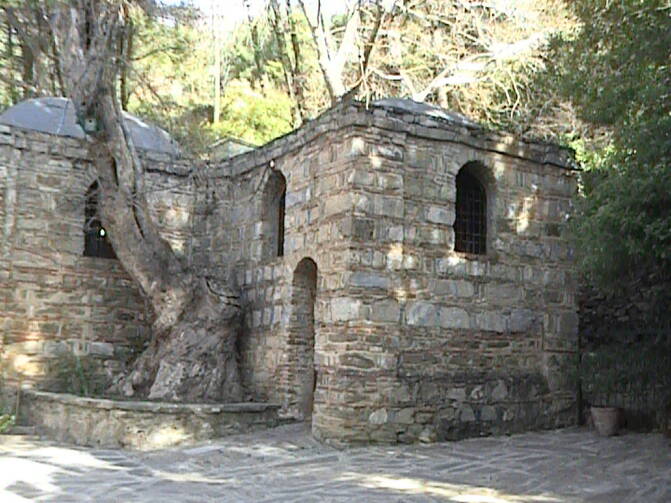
[84, 182, 116, 259]
[277, 188, 286, 257]
[454, 168, 487, 254]
[263, 171, 286, 259]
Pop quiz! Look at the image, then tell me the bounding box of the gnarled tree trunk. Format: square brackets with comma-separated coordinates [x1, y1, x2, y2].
[123, 277, 242, 402]
[49, 0, 242, 402]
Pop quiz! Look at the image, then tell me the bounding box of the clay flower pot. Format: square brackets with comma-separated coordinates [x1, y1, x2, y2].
[591, 406, 621, 436]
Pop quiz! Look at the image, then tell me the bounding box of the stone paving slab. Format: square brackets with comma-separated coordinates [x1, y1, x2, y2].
[1, 425, 670, 502]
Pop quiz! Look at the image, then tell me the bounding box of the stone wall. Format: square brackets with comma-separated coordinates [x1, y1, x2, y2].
[2, 99, 579, 445]
[20, 389, 279, 449]
[198, 124, 364, 410]
[327, 104, 577, 443]
[200, 100, 579, 444]
[0, 124, 194, 390]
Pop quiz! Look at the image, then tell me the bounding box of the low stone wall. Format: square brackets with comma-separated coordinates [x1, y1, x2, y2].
[19, 389, 280, 450]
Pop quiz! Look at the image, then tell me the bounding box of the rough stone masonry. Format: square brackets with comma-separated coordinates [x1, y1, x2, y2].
[0, 97, 579, 444]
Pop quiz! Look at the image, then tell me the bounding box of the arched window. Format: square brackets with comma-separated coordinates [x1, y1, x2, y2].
[454, 165, 487, 254]
[84, 182, 116, 259]
[277, 186, 286, 257]
[263, 171, 286, 259]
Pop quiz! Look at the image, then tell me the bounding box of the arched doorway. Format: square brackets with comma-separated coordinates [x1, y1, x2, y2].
[287, 258, 318, 420]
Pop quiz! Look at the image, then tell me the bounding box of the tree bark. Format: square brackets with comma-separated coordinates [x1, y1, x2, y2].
[5, 3, 54, 98]
[299, 0, 354, 102]
[4, 13, 19, 103]
[118, 2, 133, 110]
[122, 277, 242, 402]
[48, 0, 242, 403]
[269, 0, 306, 126]
[298, 0, 385, 104]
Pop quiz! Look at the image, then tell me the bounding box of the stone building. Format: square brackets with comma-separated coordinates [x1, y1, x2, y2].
[1, 97, 579, 444]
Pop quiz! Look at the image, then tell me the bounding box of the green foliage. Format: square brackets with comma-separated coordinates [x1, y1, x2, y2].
[120, 5, 298, 153]
[207, 80, 292, 146]
[0, 413, 14, 434]
[227, 18, 284, 87]
[122, 4, 215, 152]
[571, 156, 671, 287]
[550, 0, 671, 288]
[0, 380, 16, 434]
[581, 343, 671, 409]
[553, 0, 671, 162]
[47, 353, 109, 398]
[581, 347, 630, 406]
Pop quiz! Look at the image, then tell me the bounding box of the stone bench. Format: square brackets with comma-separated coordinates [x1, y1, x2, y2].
[19, 389, 280, 450]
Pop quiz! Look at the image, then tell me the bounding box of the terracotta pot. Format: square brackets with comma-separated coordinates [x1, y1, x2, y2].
[591, 406, 620, 436]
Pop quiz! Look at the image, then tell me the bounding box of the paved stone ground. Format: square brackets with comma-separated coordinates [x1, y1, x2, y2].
[1, 425, 670, 502]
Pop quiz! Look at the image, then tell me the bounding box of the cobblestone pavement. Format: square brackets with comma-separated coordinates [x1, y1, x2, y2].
[1, 425, 670, 502]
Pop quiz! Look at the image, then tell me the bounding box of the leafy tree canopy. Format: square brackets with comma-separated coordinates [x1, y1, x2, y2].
[549, 0, 671, 289]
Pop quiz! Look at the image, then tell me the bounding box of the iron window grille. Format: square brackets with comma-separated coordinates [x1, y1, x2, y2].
[454, 170, 487, 254]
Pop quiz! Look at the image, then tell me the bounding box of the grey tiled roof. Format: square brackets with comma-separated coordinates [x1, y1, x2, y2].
[372, 98, 480, 129]
[0, 97, 180, 155]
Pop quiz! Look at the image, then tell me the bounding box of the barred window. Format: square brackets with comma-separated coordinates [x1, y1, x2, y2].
[454, 168, 487, 254]
[84, 182, 116, 259]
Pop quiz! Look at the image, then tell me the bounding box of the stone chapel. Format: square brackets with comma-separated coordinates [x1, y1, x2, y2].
[0, 96, 578, 443]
